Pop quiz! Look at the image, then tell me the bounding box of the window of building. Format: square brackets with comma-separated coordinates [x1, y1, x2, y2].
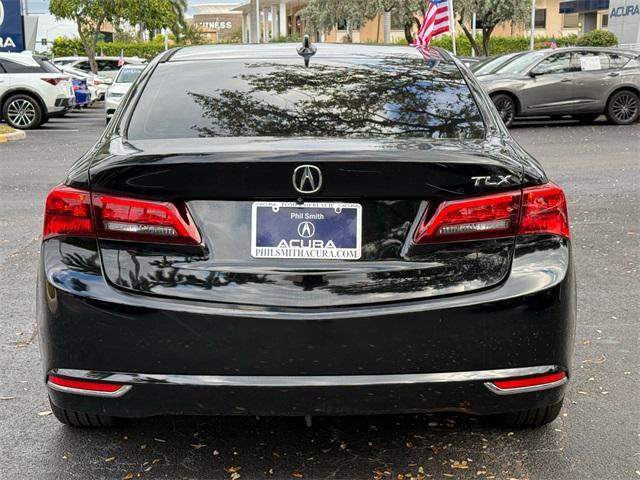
[535, 9, 547, 29]
[562, 13, 579, 28]
[337, 19, 347, 31]
[601, 14, 608, 28]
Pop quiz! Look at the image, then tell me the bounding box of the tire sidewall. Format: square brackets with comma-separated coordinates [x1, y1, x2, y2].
[2, 94, 43, 130]
[606, 90, 640, 125]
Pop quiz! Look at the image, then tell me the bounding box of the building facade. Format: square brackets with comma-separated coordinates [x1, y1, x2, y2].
[234, 0, 618, 45]
[191, 3, 244, 43]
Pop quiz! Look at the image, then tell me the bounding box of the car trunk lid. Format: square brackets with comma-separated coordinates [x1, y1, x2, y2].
[90, 138, 524, 308]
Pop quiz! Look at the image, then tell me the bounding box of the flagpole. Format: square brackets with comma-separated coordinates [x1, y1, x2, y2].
[448, 0, 457, 56]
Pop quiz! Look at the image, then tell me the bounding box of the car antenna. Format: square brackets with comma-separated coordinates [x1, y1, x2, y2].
[297, 35, 317, 67]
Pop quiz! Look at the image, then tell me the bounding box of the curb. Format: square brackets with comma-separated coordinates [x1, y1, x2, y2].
[0, 129, 27, 143]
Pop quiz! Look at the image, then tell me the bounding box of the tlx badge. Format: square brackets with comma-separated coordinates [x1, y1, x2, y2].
[471, 175, 513, 187]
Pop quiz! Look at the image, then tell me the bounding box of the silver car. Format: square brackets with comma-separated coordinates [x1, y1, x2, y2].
[477, 47, 640, 127]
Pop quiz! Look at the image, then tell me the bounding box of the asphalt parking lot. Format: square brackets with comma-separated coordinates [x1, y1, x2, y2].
[0, 105, 638, 480]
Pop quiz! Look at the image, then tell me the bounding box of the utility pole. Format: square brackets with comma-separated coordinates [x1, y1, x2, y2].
[530, 0, 536, 51]
[448, 0, 456, 56]
[471, 12, 476, 56]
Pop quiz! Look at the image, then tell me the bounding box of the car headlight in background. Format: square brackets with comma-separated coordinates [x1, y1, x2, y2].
[107, 91, 124, 100]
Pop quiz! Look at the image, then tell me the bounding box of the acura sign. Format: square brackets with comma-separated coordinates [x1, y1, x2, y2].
[608, 0, 640, 45]
[0, 0, 25, 52]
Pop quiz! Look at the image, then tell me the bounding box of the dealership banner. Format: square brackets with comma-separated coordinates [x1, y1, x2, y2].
[0, 0, 25, 52]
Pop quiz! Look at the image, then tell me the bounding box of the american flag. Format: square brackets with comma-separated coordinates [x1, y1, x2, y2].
[414, 0, 451, 47]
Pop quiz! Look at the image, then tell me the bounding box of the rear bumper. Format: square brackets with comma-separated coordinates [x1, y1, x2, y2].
[48, 366, 567, 418]
[38, 236, 576, 418]
[49, 96, 75, 116]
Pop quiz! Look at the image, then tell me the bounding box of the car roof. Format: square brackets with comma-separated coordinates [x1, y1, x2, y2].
[168, 43, 452, 64]
[0, 51, 39, 66]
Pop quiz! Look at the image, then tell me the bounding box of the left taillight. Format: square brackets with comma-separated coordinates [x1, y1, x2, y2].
[92, 193, 201, 245]
[43, 186, 94, 240]
[43, 186, 201, 245]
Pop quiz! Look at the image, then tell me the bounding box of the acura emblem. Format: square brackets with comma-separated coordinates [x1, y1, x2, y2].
[297, 221, 315, 238]
[292, 165, 322, 194]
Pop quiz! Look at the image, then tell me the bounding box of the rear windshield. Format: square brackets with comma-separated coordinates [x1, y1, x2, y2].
[116, 67, 143, 83]
[127, 57, 486, 140]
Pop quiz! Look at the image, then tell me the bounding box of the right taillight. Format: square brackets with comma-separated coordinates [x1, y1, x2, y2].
[518, 183, 570, 239]
[413, 182, 569, 244]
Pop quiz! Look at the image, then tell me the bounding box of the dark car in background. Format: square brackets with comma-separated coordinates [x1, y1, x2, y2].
[38, 44, 575, 429]
[478, 47, 640, 126]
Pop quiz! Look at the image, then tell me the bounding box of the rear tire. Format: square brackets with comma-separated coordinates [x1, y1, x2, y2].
[2, 93, 43, 130]
[490, 398, 563, 428]
[50, 399, 117, 427]
[606, 90, 640, 125]
[491, 94, 516, 128]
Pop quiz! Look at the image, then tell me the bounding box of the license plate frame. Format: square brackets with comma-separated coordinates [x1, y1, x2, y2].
[251, 201, 362, 260]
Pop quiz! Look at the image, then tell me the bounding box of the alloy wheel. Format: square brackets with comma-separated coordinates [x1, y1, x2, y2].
[611, 94, 638, 123]
[494, 96, 515, 126]
[7, 99, 37, 128]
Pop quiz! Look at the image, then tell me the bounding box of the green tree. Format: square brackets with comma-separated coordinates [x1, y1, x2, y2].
[49, 0, 186, 73]
[301, 0, 424, 44]
[453, 0, 530, 56]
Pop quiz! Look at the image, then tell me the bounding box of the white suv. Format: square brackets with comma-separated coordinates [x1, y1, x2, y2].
[53, 56, 146, 81]
[0, 52, 75, 130]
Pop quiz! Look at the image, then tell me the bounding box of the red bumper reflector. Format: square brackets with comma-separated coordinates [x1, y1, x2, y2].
[48, 375, 124, 393]
[492, 371, 566, 390]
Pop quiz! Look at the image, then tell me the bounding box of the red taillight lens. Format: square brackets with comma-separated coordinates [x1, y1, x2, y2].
[414, 191, 521, 244]
[43, 186, 94, 240]
[41, 77, 67, 86]
[518, 183, 570, 239]
[491, 371, 567, 390]
[48, 375, 124, 393]
[93, 193, 201, 245]
[413, 183, 570, 244]
[43, 186, 201, 245]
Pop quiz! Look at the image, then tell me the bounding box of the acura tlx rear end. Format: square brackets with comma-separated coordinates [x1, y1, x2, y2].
[38, 44, 575, 428]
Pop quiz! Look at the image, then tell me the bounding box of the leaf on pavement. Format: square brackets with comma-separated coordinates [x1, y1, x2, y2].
[451, 460, 469, 469]
[123, 474, 134, 480]
[104, 457, 116, 463]
[191, 443, 207, 449]
[38, 410, 52, 416]
[0, 396, 16, 400]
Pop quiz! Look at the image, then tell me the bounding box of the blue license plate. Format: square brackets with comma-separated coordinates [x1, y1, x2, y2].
[251, 202, 362, 260]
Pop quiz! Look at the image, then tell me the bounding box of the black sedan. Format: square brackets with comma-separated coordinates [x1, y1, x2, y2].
[38, 43, 575, 429]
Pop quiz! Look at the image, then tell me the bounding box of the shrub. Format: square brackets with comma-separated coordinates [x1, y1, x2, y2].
[576, 30, 618, 47]
[52, 37, 174, 61]
[429, 34, 578, 56]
